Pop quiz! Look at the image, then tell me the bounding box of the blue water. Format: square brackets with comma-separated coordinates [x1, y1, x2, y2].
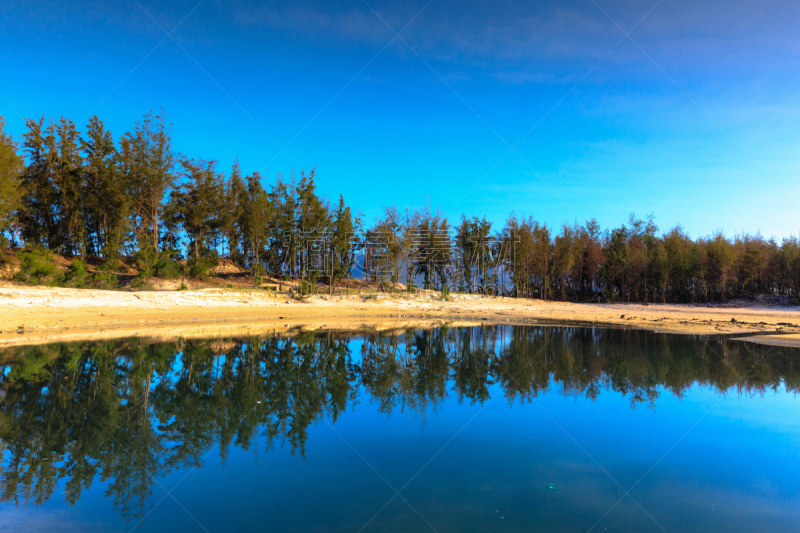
[1, 326, 798, 532]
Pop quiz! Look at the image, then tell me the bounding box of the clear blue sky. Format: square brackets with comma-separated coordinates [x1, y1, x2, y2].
[2, 0, 799, 239]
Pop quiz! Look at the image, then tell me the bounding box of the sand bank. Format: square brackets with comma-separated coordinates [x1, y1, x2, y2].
[1, 285, 799, 348]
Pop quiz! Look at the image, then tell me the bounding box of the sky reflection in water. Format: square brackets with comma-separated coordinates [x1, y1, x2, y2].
[1, 326, 799, 532]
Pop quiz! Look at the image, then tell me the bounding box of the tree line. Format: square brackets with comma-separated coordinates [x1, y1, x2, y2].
[0, 112, 355, 286]
[1, 112, 799, 302]
[1, 326, 796, 519]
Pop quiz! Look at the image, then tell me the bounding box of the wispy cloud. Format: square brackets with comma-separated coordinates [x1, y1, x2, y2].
[216, 0, 800, 78]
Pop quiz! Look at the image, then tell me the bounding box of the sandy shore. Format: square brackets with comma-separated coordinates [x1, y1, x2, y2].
[1, 285, 799, 348]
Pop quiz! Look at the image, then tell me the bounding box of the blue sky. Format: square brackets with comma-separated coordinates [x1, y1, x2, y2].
[2, 0, 799, 238]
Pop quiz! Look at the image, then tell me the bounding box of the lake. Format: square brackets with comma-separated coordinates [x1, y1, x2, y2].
[1, 326, 799, 532]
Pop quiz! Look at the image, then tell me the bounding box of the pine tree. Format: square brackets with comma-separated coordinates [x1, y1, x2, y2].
[19, 117, 58, 247]
[414, 208, 452, 290]
[82, 116, 129, 258]
[52, 117, 85, 255]
[221, 159, 246, 264]
[329, 195, 353, 291]
[294, 169, 329, 281]
[0, 117, 23, 247]
[240, 172, 271, 283]
[455, 216, 492, 293]
[171, 158, 222, 267]
[120, 110, 175, 252]
[268, 177, 296, 277]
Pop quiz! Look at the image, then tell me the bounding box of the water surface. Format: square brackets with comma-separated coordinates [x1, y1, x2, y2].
[1, 326, 799, 532]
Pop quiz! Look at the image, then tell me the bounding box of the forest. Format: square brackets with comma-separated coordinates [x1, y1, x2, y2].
[1, 111, 799, 303]
[1, 326, 797, 519]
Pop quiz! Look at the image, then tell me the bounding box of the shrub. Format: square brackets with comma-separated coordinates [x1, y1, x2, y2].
[62, 259, 89, 288]
[131, 275, 150, 290]
[135, 244, 184, 280]
[13, 248, 57, 284]
[91, 271, 118, 290]
[252, 264, 263, 287]
[298, 279, 316, 296]
[378, 281, 392, 293]
[185, 247, 218, 280]
[60, 259, 120, 290]
[186, 256, 217, 280]
[99, 254, 124, 273]
[155, 252, 183, 279]
[134, 242, 158, 279]
[406, 277, 417, 293]
[441, 283, 450, 300]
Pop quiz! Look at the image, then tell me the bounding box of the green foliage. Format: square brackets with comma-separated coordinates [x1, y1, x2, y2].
[19, 117, 85, 254]
[406, 276, 417, 292]
[0, 331, 796, 522]
[179, 282, 188, 290]
[11, 250, 119, 289]
[135, 243, 183, 282]
[298, 279, 316, 296]
[252, 262, 263, 287]
[60, 259, 119, 289]
[377, 281, 392, 292]
[13, 247, 57, 284]
[441, 282, 450, 300]
[171, 157, 223, 265]
[98, 254, 124, 273]
[186, 250, 218, 280]
[154, 249, 183, 279]
[83, 116, 130, 259]
[0, 117, 23, 245]
[294, 169, 328, 280]
[61, 259, 90, 287]
[329, 195, 354, 290]
[413, 208, 451, 290]
[239, 172, 271, 278]
[8, 109, 800, 304]
[134, 241, 158, 279]
[90, 271, 119, 290]
[455, 215, 493, 294]
[120, 110, 175, 251]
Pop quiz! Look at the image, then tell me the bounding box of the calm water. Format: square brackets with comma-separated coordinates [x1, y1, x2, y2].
[1, 326, 799, 532]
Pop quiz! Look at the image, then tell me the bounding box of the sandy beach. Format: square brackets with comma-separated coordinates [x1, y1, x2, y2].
[1, 285, 799, 348]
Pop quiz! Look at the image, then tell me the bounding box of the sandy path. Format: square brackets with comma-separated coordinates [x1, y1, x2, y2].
[1, 285, 799, 347]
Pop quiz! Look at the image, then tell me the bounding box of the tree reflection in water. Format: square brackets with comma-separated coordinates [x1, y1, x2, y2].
[1, 326, 798, 521]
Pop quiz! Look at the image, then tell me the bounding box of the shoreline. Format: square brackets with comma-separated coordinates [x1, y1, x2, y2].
[2, 285, 800, 348]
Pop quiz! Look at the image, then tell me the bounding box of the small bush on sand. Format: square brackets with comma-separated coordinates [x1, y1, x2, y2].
[406, 277, 417, 293]
[13, 247, 57, 284]
[441, 283, 450, 300]
[155, 249, 183, 279]
[377, 281, 392, 293]
[90, 271, 119, 290]
[135, 244, 184, 283]
[252, 264, 263, 288]
[60, 259, 120, 290]
[61, 259, 90, 288]
[134, 243, 158, 279]
[186, 256, 217, 280]
[298, 279, 317, 296]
